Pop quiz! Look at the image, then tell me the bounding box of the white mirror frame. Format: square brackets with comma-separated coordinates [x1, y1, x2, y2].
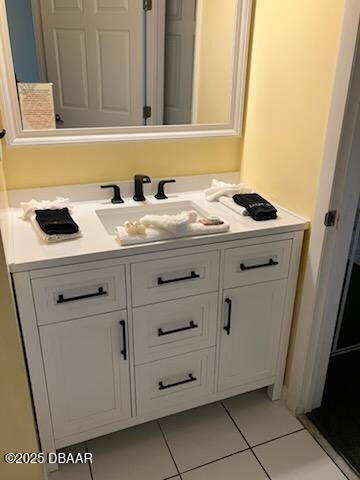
[0, 0, 252, 147]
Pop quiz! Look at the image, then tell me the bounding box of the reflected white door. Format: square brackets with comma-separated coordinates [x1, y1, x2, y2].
[164, 0, 196, 125]
[39, 0, 144, 128]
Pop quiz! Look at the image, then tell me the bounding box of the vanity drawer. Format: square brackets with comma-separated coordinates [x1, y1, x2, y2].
[32, 266, 126, 325]
[135, 348, 215, 416]
[224, 240, 292, 288]
[133, 293, 218, 365]
[131, 251, 220, 306]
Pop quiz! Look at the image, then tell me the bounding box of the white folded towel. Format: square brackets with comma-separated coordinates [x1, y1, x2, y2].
[20, 197, 72, 220]
[116, 222, 230, 246]
[204, 179, 252, 202]
[30, 215, 82, 243]
[218, 196, 249, 216]
[140, 210, 198, 234]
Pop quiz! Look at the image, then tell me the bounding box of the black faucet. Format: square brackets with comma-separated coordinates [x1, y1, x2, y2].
[101, 184, 124, 204]
[155, 179, 176, 200]
[133, 175, 151, 202]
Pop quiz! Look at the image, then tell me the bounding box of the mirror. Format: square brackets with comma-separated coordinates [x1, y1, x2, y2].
[0, 0, 251, 144]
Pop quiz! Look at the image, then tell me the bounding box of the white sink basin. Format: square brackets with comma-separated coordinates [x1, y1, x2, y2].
[96, 200, 210, 235]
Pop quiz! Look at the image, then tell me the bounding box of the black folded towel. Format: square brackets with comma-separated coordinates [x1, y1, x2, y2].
[35, 208, 80, 235]
[233, 193, 278, 221]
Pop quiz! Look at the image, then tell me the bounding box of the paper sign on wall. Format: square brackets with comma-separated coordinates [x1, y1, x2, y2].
[18, 83, 56, 130]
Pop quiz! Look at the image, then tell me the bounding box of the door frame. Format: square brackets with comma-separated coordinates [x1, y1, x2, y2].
[191, 0, 203, 124]
[30, 0, 47, 82]
[146, 0, 165, 125]
[286, 0, 360, 414]
[303, 46, 360, 412]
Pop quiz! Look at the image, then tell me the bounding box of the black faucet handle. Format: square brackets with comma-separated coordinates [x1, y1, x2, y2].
[101, 184, 124, 204]
[155, 179, 176, 200]
[135, 174, 151, 184]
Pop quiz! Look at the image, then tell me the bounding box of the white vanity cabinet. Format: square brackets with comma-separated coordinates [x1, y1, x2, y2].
[12, 231, 304, 464]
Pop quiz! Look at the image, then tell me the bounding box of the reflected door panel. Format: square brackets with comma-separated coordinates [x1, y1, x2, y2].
[39, 0, 144, 128]
[164, 0, 196, 125]
[52, 0, 83, 12]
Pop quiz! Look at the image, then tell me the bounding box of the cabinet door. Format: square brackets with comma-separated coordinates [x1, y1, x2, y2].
[40, 311, 131, 440]
[218, 281, 286, 392]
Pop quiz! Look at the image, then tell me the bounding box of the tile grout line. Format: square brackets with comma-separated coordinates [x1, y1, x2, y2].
[221, 401, 272, 480]
[220, 402, 251, 449]
[180, 448, 250, 475]
[157, 420, 182, 478]
[250, 449, 273, 480]
[251, 427, 306, 448]
[220, 402, 251, 448]
[84, 441, 94, 480]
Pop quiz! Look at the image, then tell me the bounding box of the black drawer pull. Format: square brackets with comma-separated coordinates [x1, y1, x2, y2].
[158, 373, 197, 391]
[119, 320, 127, 361]
[240, 258, 279, 271]
[224, 298, 232, 335]
[158, 320, 198, 337]
[57, 287, 107, 304]
[157, 271, 200, 285]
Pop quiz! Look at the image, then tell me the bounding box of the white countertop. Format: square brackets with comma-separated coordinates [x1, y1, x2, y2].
[8, 190, 309, 273]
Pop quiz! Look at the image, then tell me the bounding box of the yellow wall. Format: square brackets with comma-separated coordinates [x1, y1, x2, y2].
[3, 137, 241, 190]
[196, 0, 237, 124]
[240, 0, 345, 219]
[0, 137, 41, 479]
[240, 0, 345, 387]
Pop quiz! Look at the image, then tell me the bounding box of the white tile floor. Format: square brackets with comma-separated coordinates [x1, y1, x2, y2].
[50, 389, 349, 480]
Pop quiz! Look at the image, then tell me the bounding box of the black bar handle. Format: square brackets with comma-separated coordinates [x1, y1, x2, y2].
[119, 320, 127, 361]
[158, 271, 200, 285]
[57, 287, 107, 304]
[240, 258, 279, 271]
[158, 373, 197, 391]
[158, 320, 198, 337]
[224, 298, 232, 335]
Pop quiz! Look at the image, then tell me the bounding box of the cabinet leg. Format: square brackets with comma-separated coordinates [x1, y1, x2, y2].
[267, 383, 282, 401]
